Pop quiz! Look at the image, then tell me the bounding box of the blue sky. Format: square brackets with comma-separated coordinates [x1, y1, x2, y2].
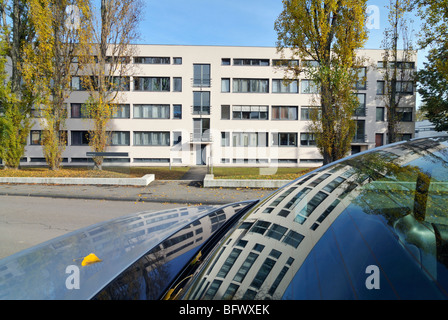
[138, 0, 420, 50]
[138, 0, 425, 106]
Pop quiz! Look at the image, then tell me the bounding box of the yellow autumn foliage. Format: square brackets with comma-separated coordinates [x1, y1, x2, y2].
[81, 253, 102, 266]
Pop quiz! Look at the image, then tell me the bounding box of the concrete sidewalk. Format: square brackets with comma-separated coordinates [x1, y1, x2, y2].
[0, 180, 274, 205]
[180, 166, 208, 181]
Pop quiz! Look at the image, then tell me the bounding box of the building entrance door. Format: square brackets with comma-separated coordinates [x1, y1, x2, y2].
[196, 144, 206, 165]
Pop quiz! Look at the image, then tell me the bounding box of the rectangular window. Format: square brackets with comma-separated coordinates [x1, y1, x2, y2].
[203, 280, 222, 300]
[233, 59, 270, 66]
[134, 77, 170, 91]
[173, 77, 182, 92]
[272, 79, 298, 93]
[377, 80, 414, 95]
[282, 230, 304, 248]
[173, 131, 182, 146]
[396, 81, 414, 94]
[109, 76, 130, 91]
[221, 58, 231, 65]
[134, 132, 170, 146]
[193, 91, 210, 115]
[302, 60, 319, 68]
[221, 78, 230, 92]
[105, 56, 130, 64]
[266, 224, 288, 241]
[173, 105, 182, 119]
[217, 248, 242, 278]
[378, 61, 415, 69]
[377, 80, 385, 95]
[134, 57, 170, 64]
[232, 106, 268, 120]
[354, 94, 366, 116]
[71, 76, 88, 91]
[133, 104, 170, 119]
[223, 283, 239, 300]
[221, 105, 230, 120]
[300, 106, 321, 120]
[250, 258, 276, 290]
[233, 78, 269, 93]
[221, 132, 230, 147]
[71, 103, 88, 118]
[301, 79, 319, 94]
[109, 131, 130, 146]
[30, 130, 42, 145]
[71, 131, 90, 146]
[193, 64, 211, 87]
[376, 107, 385, 122]
[173, 57, 182, 65]
[272, 106, 298, 120]
[300, 133, 316, 146]
[354, 67, 367, 90]
[233, 252, 258, 283]
[232, 132, 268, 147]
[273, 59, 299, 67]
[353, 120, 366, 143]
[111, 104, 130, 119]
[250, 220, 271, 235]
[323, 176, 346, 193]
[272, 133, 297, 147]
[398, 107, 413, 122]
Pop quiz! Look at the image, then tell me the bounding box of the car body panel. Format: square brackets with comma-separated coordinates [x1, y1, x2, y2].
[0, 202, 255, 299]
[178, 137, 448, 300]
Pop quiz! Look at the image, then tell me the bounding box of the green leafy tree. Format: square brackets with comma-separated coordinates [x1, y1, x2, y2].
[275, 0, 369, 165]
[417, 45, 448, 131]
[414, 0, 448, 131]
[0, 36, 30, 168]
[380, 0, 416, 144]
[0, 0, 34, 169]
[78, 0, 142, 170]
[22, 0, 90, 170]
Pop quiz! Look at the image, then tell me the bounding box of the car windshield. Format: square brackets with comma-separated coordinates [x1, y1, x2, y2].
[177, 137, 448, 300]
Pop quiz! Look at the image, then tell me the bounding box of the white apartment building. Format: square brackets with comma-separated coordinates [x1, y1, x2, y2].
[23, 45, 417, 167]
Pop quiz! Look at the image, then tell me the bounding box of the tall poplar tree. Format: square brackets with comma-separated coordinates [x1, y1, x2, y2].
[22, 0, 89, 170]
[380, 0, 416, 144]
[0, 0, 35, 169]
[275, 0, 368, 165]
[78, 0, 142, 170]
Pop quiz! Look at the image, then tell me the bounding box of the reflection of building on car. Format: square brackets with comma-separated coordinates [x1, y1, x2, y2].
[1, 137, 448, 300]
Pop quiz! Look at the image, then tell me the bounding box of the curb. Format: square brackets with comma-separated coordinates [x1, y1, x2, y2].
[0, 191, 236, 205]
[203, 174, 290, 189]
[0, 174, 155, 187]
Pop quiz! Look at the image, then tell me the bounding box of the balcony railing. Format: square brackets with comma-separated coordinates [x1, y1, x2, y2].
[191, 78, 212, 88]
[190, 133, 213, 143]
[354, 107, 366, 117]
[352, 134, 367, 143]
[192, 106, 211, 115]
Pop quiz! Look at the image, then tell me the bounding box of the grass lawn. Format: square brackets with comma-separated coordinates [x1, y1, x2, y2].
[0, 166, 314, 181]
[212, 167, 315, 180]
[0, 166, 191, 180]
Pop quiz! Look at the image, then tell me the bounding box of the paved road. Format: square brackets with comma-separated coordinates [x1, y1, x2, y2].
[0, 179, 275, 260]
[0, 195, 189, 259]
[0, 180, 272, 204]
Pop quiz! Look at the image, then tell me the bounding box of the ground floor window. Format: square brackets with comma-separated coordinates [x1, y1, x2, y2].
[134, 132, 170, 146]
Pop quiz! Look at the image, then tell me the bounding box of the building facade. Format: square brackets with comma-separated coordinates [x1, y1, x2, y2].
[23, 45, 417, 167]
